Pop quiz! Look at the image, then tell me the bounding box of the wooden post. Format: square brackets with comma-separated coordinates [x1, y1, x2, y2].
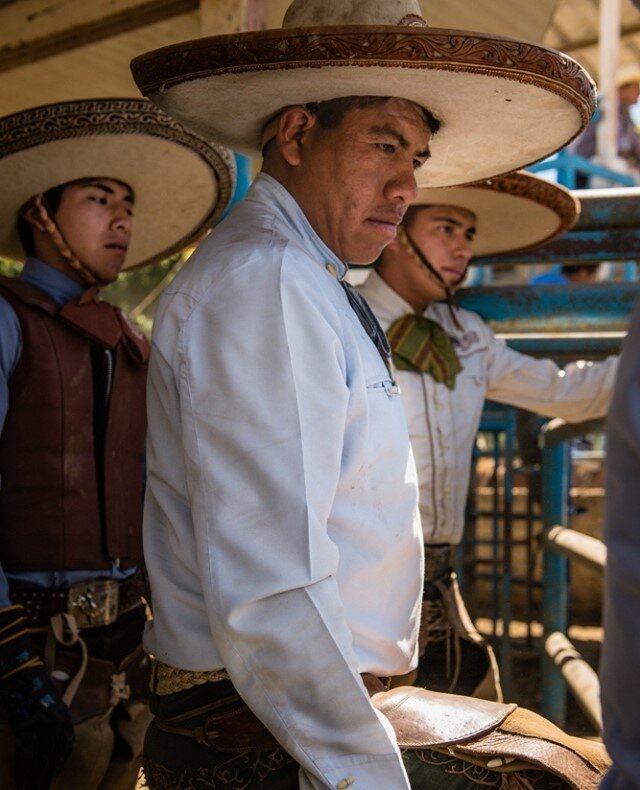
[596, 0, 621, 167]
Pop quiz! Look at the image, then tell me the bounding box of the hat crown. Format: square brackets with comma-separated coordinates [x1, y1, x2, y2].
[282, 0, 426, 28]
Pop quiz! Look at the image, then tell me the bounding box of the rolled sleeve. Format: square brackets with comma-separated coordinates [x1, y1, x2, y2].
[485, 326, 618, 422]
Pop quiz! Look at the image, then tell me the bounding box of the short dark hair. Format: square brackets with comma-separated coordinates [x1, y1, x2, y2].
[305, 96, 441, 136]
[262, 96, 440, 158]
[561, 263, 600, 278]
[17, 184, 64, 257]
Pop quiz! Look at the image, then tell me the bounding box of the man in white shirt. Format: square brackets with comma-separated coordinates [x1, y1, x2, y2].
[358, 171, 619, 703]
[131, 1, 609, 787]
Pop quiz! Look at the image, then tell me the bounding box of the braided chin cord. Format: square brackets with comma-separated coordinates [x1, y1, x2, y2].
[397, 226, 464, 332]
[21, 193, 104, 289]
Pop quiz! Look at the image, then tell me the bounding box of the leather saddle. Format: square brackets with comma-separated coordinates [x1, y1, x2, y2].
[373, 686, 610, 790]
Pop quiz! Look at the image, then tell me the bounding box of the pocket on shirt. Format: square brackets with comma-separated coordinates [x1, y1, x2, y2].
[366, 375, 401, 398]
[457, 346, 488, 388]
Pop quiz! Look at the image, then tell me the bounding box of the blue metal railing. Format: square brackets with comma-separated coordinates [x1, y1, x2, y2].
[460, 187, 636, 733]
[540, 417, 606, 731]
[467, 403, 517, 699]
[528, 150, 635, 189]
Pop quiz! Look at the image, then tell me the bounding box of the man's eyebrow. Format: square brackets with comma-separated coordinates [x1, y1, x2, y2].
[431, 214, 477, 234]
[369, 124, 430, 159]
[85, 181, 134, 203]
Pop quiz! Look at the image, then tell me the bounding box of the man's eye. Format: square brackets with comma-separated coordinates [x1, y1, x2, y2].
[376, 143, 396, 153]
[438, 224, 453, 234]
[413, 158, 426, 170]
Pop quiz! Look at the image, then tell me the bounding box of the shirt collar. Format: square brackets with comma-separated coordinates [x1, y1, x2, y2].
[20, 257, 85, 306]
[248, 173, 348, 279]
[360, 269, 458, 324]
[361, 270, 416, 318]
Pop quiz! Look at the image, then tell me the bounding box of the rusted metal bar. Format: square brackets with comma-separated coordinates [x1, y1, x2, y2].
[545, 632, 603, 733]
[541, 417, 605, 448]
[473, 187, 640, 265]
[547, 526, 607, 572]
[541, 436, 569, 725]
[458, 283, 637, 331]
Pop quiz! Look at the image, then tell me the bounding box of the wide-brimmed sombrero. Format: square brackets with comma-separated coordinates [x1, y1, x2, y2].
[0, 98, 236, 268]
[130, 0, 596, 188]
[412, 171, 579, 257]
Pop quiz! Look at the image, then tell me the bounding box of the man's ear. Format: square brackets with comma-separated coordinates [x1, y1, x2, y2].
[21, 204, 47, 233]
[276, 106, 318, 167]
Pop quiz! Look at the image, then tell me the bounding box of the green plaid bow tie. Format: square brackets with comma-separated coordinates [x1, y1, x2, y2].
[387, 314, 462, 390]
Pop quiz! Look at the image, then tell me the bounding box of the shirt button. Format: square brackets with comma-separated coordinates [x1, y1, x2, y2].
[336, 779, 356, 789]
[325, 262, 338, 278]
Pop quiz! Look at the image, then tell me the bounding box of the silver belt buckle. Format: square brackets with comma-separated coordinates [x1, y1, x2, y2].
[67, 579, 119, 628]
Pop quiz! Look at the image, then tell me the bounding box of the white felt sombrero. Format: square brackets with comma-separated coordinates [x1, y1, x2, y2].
[130, 0, 596, 188]
[413, 171, 579, 257]
[0, 98, 236, 268]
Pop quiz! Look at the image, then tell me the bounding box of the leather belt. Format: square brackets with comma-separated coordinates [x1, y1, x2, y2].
[12, 571, 147, 629]
[154, 692, 281, 752]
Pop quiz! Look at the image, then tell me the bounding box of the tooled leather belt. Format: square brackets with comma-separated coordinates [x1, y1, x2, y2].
[11, 570, 147, 629]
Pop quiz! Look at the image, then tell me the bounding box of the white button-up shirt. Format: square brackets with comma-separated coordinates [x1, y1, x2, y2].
[143, 174, 423, 789]
[359, 270, 619, 545]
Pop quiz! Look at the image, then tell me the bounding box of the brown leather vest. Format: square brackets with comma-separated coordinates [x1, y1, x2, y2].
[0, 276, 149, 571]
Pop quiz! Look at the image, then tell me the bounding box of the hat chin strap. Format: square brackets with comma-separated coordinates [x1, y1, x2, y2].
[397, 226, 465, 331]
[26, 194, 106, 290]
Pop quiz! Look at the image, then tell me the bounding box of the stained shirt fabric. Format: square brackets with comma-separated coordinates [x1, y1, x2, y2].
[358, 271, 619, 545]
[601, 297, 640, 789]
[143, 173, 423, 789]
[0, 258, 135, 608]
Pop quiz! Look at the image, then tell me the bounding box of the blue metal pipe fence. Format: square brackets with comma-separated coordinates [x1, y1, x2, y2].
[540, 419, 571, 725]
[540, 418, 606, 729]
[459, 184, 638, 730]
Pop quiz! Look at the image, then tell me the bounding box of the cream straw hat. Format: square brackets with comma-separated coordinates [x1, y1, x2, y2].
[0, 98, 236, 268]
[131, 0, 595, 187]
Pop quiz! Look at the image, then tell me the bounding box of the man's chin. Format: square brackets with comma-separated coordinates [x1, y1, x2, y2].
[88, 261, 126, 285]
[345, 243, 388, 267]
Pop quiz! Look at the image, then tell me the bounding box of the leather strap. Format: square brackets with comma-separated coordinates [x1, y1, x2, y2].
[12, 572, 146, 628]
[45, 613, 89, 707]
[454, 729, 602, 790]
[154, 694, 280, 752]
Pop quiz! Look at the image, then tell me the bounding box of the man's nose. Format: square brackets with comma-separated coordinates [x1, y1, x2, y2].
[385, 162, 419, 205]
[112, 207, 132, 233]
[455, 235, 473, 262]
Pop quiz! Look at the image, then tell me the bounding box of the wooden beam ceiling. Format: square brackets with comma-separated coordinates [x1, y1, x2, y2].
[0, 0, 198, 73]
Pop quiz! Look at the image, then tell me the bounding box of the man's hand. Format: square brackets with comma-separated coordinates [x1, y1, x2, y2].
[0, 605, 75, 789]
